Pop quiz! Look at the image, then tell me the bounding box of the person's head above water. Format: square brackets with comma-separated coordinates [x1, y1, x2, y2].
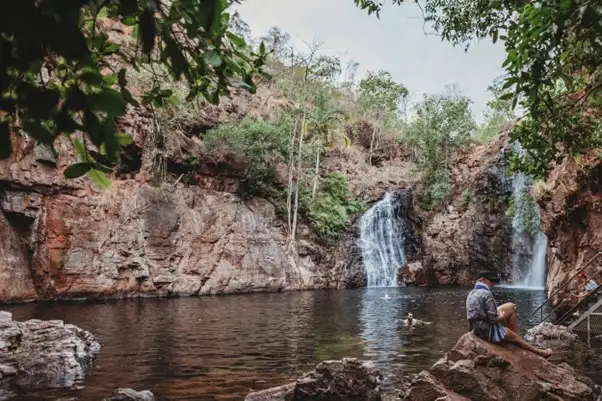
[477, 270, 501, 288]
[405, 312, 413, 322]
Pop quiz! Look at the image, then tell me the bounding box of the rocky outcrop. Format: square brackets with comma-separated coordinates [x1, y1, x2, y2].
[0, 118, 354, 301]
[524, 322, 578, 346]
[245, 358, 383, 401]
[538, 152, 602, 299]
[101, 388, 156, 401]
[419, 137, 513, 285]
[0, 311, 100, 388]
[0, 178, 342, 300]
[401, 332, 599, 401]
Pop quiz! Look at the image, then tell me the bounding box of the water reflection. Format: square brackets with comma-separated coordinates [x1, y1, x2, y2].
[1, 287, 601, 400]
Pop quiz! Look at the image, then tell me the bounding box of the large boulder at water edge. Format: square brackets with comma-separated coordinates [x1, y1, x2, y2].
[245, 358, 383, 401]
[524, 322, 578, 346]
[401, 332, 599, 401]
[101, 388, 156, 401]
[0, 311, 100, 388]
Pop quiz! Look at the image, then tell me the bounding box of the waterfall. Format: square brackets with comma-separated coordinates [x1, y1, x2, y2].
[359, 192, 408, 287]
[508, 142, 547, 289]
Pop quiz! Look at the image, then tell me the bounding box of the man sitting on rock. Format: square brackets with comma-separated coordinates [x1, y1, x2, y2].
[466, 270, 552, 358]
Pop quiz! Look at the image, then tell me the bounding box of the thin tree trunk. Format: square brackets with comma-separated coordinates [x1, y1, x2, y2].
[291, 110, 307, 244]
[286, 118, 299, 237]
[311, 149, 321, 200]
[368, 125, 378, 165]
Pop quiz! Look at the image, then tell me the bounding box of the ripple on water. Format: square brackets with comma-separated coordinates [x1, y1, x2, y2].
[2, 287, 602, 400]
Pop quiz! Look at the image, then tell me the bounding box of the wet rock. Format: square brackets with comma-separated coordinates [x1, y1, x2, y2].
[400, 332, 599, 401]
[524, 322, 578, 346]
[245, 358, 383, 401]
[421, 136, 513, 285]
[538, 152, 602, 298]
[101, 388, 155, 401]
[0, 311, 100, 388]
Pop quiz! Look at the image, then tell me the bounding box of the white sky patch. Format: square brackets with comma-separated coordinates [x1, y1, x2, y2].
[234, 0, 506, 123]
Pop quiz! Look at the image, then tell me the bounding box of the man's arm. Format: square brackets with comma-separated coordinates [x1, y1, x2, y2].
[484, 294, 500, 324]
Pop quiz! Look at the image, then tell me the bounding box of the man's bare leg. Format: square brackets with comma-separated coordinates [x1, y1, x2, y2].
[497, 302, 518, 332]
[504, 329, 552, 358]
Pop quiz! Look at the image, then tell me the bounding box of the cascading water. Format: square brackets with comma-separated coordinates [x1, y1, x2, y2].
[359, 192, 409, 287]
[508, 142, 547, 289]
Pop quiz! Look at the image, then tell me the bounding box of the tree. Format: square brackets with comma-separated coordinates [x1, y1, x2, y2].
[0, 0, 267, 187]
[404, 87, 476, 209]
[357, 70, 408, 163]
[307, 89, 347, 199]
[476, 76, 516, 142]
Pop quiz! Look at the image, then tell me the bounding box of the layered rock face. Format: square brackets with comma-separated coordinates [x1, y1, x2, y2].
[538, 153, 602, 299]
[0, 132, 349, 301]
[0, 311, 100, 388]
[419, 138, 513, 285]
[245, 358, 383, 401]
[401, 332, 599, 401]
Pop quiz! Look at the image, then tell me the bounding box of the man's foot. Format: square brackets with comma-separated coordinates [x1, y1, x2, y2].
[537, 348, 552, 358]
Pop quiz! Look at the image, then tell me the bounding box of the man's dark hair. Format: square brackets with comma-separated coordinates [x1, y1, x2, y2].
[477, 270, 501, 283]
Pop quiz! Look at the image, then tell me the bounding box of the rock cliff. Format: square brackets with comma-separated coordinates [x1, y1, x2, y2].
[538, 151, 602, 299]
[417, 136, 513, 285]
[0, 133, 346, 300]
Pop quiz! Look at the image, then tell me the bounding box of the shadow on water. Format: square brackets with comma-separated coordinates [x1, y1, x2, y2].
[2, 287, 602, 400]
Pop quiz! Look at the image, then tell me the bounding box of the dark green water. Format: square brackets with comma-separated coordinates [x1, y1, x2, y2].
[2, 287, 601, 400]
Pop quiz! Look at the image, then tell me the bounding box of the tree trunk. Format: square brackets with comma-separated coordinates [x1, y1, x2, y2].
[286, 118, 299, 237]
[311, 149, 321, 200]
[291, 110, 307, 244]
[368, 125, 378, 165]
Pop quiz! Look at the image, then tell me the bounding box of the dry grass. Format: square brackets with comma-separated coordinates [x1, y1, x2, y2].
[531, 179, 552, 201]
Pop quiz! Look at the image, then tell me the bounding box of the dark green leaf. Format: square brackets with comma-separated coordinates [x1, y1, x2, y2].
[118, 69, 128, 87]
[121, 88, 140, 107]
[204, 50, 222, 67]
[64, 162, 92, 178]
[139, 7, 156, 54]
[89, 88, 127, 117]
[88, 168, 112, 189]
[0, 121, 11, 159]
[80, 71, 104, 86]
[22, 120, 54, 145]
[116, 133, 134, 145]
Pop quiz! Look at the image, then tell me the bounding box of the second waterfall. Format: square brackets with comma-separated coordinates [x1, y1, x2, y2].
[359, 192, 410, 287]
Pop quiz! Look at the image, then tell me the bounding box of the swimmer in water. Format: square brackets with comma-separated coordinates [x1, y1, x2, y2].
[402, 312, 431, 326]
[382, 293, 390, 300]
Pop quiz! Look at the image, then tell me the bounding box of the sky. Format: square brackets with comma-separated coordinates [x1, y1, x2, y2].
[235, 0, 506, 123]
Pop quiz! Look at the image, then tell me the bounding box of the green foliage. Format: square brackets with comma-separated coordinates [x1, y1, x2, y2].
[308, 89, 347, 148]
[507, 181, 540, 237]
[461, 188, 473, 208]
[303, 173, 365, 240]
[403, 89, 475, 210]
[203, 115, 292, 196]
[354, 0, 602, 178]
[0, 0, 267, 186]
[476, 77, 515, 142]
[358, 70, 408, 123]
[404, 89, 475, 170]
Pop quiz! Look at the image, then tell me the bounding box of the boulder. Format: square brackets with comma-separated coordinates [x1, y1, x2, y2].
[524, 322, 578, 346]
[245, 358, 383, 401]
[101, 388, 156, 401]
[0, 311, 100, 388]
[401, 332, 599, 401]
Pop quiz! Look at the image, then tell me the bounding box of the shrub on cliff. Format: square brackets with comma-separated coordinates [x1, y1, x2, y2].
[203, 114, 292, 195]
[303, 173, 365, 241]
[403, 88, 475, 210]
